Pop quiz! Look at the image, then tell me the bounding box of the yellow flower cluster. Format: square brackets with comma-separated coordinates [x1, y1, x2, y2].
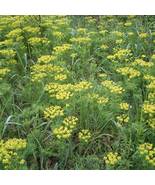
[3, 59, 17, 65]
[52, 31, 64, 39]
[147, 81, 155, 90]
[143, 102, 155, 115]
[148, 118, 155, 129]
[101, 80, 124, 94]
[116, 67, 141, 79]
[116, 114, 129, 124]
[97, 96, 109, 105]
[0, 138, 27, 169]
[70, 37, 91, 44]
[53, 43, 72, 54]
[31, 64, 65, 82]
[45, 81, 92, 100]
[78, 129, 91, 142]
[53, 126, 72, 139]
[53, 116, 78, 139]
[77, 28, 87, 34]
[44, 105, 64, 120]
[38, 55, 56, 64]
[116, 39, 123, 44]
[148, 92, 155, 102]
[99, 30, 108, 35]
[139, 33, 148, 39]
[63, 116, 78, 129]
[104, 152, 121, 166]
[31, 64, 64, 74]
[0, 39, 13, 47]
[144, 75, 155, 81]
[31, 72, 47, 82]
[4, 138, 27, 150]
[45, 82, 72, 94]
[28, 37, 50, 45]
[151, 54, 155, 61]
[100, 44, 108, 50]
[54, 74, 67, 81]
[74, 81, 93, 91]
[107, 49, 132, 62]
[87, 93, 109, 106]
[44, 82, 73, 100]
[119, 102, 130, 110]
[98, 73, 108, 78]
[132, 59, 153, 68]
[23, 26, 40, 34]
[138, 143, 155, 166]
[111, 31, 124, 37]
[0, 49, 16, 58]
[6, 28, 22, 38]
[55, 90, 73, 100]
[0, 67, 10, 80]
[87, 93, 99, 101]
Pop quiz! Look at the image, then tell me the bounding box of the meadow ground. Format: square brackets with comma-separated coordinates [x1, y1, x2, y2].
[0, 15, 155, 170]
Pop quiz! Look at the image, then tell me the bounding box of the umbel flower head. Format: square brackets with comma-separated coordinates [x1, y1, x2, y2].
[104, 152, 121, 166]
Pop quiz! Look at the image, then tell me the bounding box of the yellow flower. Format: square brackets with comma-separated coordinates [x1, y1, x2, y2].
[53, 116, 78, 139]
[74, 81, 93, 91]
[107, 49, 132, 62]
[55, 91, 73, 100]
[0, 138, 27, 169]
[19, 159, 25, 165]
[132, 59, 153, 68]
[0, 67, 10, 80]
[143, 102, 155, 115]
[98, 73, 108, 78]
[70, 37, 91, 44]
[54, 74, 67, 81]
[100, 44, 108, 50]
[6, 28, 22, 38]
[104, 152, 121, 166]
[116, 114, 129, 124]
[148, 118, 155, 129]
[119, 102, 130, 110]
[101, 80, 124, 94]
[23, 26, 40, 34]
[53, 43, 72, 54]
[138, 143, 155, 166]
[148, 92, 155, 102]
[147, 81, 155, 90]
[52, 31, 64, 39]
[111, 31, 124, 37]
[44, 105, 64, 119]
[5, 138, 27, 150]
[63, 116, 78, 129]
[116, 67, 140, 79]
[139, 32, 148, 39]
[78, 129, 91, 143]
[53, 126, 72, 139]
[28, 37, 50, 45]
[97, 96, 109, 105]
[77, 28, 87, 34]
[38, 55, 56, 64]
[0, 49, 16, 58]
[116, 39, 123, 44]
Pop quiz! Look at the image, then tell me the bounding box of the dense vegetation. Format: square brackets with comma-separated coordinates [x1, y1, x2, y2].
[0, 16, 155, 170]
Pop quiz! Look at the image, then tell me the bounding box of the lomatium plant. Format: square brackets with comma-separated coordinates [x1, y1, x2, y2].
[0, 15, 155, 169]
